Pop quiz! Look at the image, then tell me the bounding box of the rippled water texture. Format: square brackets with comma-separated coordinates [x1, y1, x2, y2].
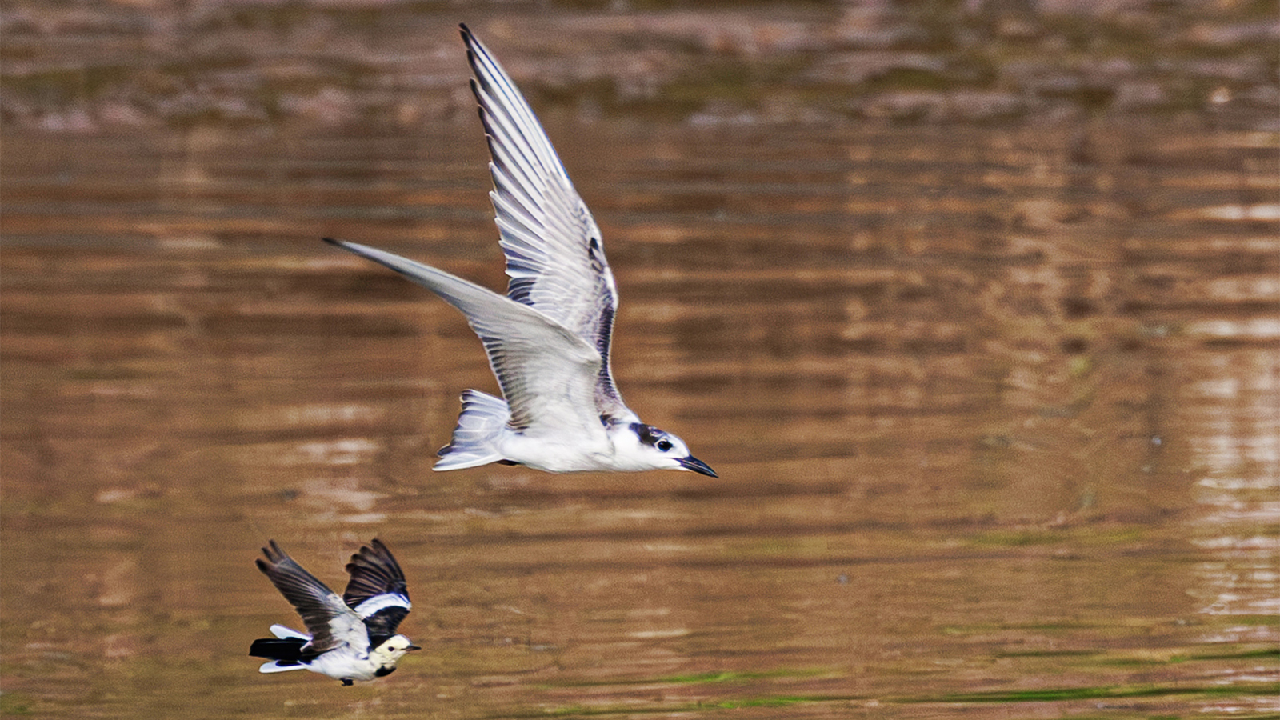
[3, 4, 1278, 719]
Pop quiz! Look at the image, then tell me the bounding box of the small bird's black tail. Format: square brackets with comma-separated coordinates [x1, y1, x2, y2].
[249, 637, 306, 664]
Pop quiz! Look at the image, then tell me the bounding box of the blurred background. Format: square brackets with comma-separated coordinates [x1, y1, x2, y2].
[2, 1, 1277, 718]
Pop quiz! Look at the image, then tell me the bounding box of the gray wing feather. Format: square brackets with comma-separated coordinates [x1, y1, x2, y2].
[461, 24, 630, 419]
[323, 239, 610, 440]
[256, 541, 369, 655]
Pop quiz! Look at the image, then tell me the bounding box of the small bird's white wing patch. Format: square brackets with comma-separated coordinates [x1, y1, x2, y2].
[354, 594, 411, 620]
[342, 538, 413, 644]
[326, 602, 371, 654]
[462, 25, 630, 419]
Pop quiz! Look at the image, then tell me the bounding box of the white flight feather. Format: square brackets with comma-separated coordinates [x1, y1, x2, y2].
[354, 594, 411, 620]
[468, 29, 619, 368]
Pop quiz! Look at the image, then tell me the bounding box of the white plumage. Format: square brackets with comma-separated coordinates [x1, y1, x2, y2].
[249, 539, 419, 685]
[324, 24, 715, 478]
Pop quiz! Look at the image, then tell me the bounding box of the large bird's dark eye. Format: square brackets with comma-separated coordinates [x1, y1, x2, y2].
[657, 439, 673, 452]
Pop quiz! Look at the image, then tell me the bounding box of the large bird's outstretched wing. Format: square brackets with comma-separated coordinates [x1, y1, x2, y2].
[460, 24, 632, 420]
[343, 539, 411, 645]
[322, 238, 611, 442]
[257, 541, 369, 654]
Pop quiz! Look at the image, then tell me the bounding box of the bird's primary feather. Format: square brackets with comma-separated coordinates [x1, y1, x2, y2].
[461, 24, 629, 419]
[255, 540, 370, 656]
[344, 539, 411, 645]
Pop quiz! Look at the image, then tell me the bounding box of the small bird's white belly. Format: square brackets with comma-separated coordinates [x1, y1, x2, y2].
[307, 649, 382, 682]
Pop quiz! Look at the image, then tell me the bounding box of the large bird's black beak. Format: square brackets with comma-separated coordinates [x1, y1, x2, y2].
[679, 456, 717, 478]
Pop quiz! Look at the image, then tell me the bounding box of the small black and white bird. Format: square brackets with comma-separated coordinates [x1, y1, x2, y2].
[249, 539, 420, 685]
[323, 24, 715, 478]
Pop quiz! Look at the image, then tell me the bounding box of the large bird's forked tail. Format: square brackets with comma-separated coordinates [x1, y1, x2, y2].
[435, 390, 510, 471]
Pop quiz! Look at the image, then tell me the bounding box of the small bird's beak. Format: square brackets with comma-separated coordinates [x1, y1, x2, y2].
[408, 645, 422, 651]
[679, 456, 717, 478]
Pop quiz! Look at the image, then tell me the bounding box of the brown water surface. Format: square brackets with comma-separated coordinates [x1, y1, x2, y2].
[2, 8, 1278, 720]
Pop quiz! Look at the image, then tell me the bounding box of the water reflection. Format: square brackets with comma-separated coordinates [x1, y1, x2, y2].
[3, 96, 1277, 720]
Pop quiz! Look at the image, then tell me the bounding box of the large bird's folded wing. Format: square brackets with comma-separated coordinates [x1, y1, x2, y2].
[343, 539, 411, 643]
[461, 24, 631, 420]
[322, 239, 612, 442]
[257, 541, 369, 655]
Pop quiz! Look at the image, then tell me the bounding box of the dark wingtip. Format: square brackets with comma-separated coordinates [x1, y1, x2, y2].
[260, 539, 290, 568]
[321, 237, 343, 247]
[460, 24, 481, 72]
[356, 538, 393, 562]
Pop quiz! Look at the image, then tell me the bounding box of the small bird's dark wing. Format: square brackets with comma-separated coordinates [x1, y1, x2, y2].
[343, 539, 412, 643]
[257, 540, 368, 654]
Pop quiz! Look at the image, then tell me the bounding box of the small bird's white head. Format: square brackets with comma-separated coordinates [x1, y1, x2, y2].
[371, 634, 420, 674]
[607, 422, 717, 477]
